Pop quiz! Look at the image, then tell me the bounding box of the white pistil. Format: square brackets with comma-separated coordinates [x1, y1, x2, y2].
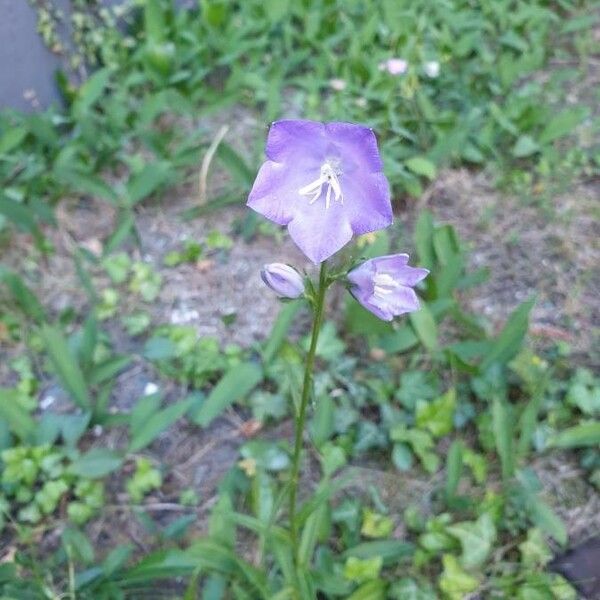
[298, 162, 343, 209]
[372, 273, 398, 301]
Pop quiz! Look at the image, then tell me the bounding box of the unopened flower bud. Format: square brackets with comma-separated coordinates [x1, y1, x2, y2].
[261, 263, 305, 299]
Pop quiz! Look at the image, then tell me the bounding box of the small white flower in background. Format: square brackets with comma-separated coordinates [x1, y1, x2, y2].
[144, 382, 159, 396]
[329, 78, 347, 91]
[170, 307, 199, 324]
[40, 395, 55, 410]
[93, 424, 104, 437]
[424, 61, 440, 78]
[378, 58, 408, 76]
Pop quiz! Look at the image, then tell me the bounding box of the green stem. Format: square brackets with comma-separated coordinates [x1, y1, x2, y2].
[289, 262, 328, 562]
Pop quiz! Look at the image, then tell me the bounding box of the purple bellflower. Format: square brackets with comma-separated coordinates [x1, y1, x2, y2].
[247, 120, 392, 264]
[261, 263, 305, 299]
[348, 254, 429, 321]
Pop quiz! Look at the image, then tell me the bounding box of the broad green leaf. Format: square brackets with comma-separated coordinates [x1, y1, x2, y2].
[193, 362, 263, 427]
[512, 135, 540, 158]
[438, 554, 479, 600]
[446, 513, 496, 569]
[343, 556, 383, 583]
[361, 509, 394, 539]
[539, 108, 589, 144]
[415, 389, 456, 437]
[40, 325, 91, 410]
[409, 302, 438, 352]
[69, 448, 123, 478]
[405, 156, 436, 180]
[0, 126, 28, 154]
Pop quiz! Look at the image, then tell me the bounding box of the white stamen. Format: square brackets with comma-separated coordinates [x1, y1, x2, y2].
[298, 161, 343, 209]
[372, 273, 399, 301]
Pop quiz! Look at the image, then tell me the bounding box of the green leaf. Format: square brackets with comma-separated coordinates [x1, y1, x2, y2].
[344, 541, 414, 566]
[439, 555, 479, 600]
[446, 513, 496, 569]
[409, 302, 438, 352]
[126, 162, 171, 206]
[0, 126, 28, 154]
[0, 269, 46, 323]
[0, 389, 37, 442]
[58, 169, 119, 204]
[129, 396, 194, 452]
[192, 362, 263, 427]
[361, 509, 394, 539]
[74, 68, 111, 115]
[527, 496, 567, 546]
[343, 556, 383, 583]
[445, 440, 463, 500]
[69, 448, 123, 478]
[415, 389, 456, 437]
[40, 325, 91, 410]
[481, 299, 534, 371]
[216, 143, 255, 188]
[346, 580, 386, 600]
[405, 157, 437, 180]
[512, 135, 540, 158]
[414, 211, 435, 269]
[548, 422, 600, 448]
[539, 107, 589, 144]
[262, 300, 302, 364]
[0, 196, 43, 241]
[144, 0, 166, 43]
[492, 397, 514, 480]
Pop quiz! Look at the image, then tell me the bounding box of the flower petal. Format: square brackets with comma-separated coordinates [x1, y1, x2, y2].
[372, 285, 420, 316]
[247, 160, 307, 225]
[341, 172, 393, 235]
[287, 200, 353, 264]
[266, 120, 326, 166]
[325, 122, 384, 173]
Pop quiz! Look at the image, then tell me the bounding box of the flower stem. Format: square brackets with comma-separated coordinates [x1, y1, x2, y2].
[289, 262, 328, 562]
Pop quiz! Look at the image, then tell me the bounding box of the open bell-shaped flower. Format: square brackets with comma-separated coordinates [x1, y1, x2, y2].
[347, 254, 429, 321]
[261, 263, 305, 299]
[247, 120, 392, 264]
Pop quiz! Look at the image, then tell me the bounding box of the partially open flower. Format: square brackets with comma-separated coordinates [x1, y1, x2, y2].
[348, 254, 429, 321]
[261, 263, 305, 299]
[247, 120, 392, 264]
[378, 58, 408, 76]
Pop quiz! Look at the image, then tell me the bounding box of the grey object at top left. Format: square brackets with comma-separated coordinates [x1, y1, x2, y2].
[0, 0, 196, 113]
[0, 0, 80, 112]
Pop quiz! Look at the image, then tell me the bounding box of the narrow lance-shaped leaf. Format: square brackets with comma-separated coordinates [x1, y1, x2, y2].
[40, 325, 91, 410]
